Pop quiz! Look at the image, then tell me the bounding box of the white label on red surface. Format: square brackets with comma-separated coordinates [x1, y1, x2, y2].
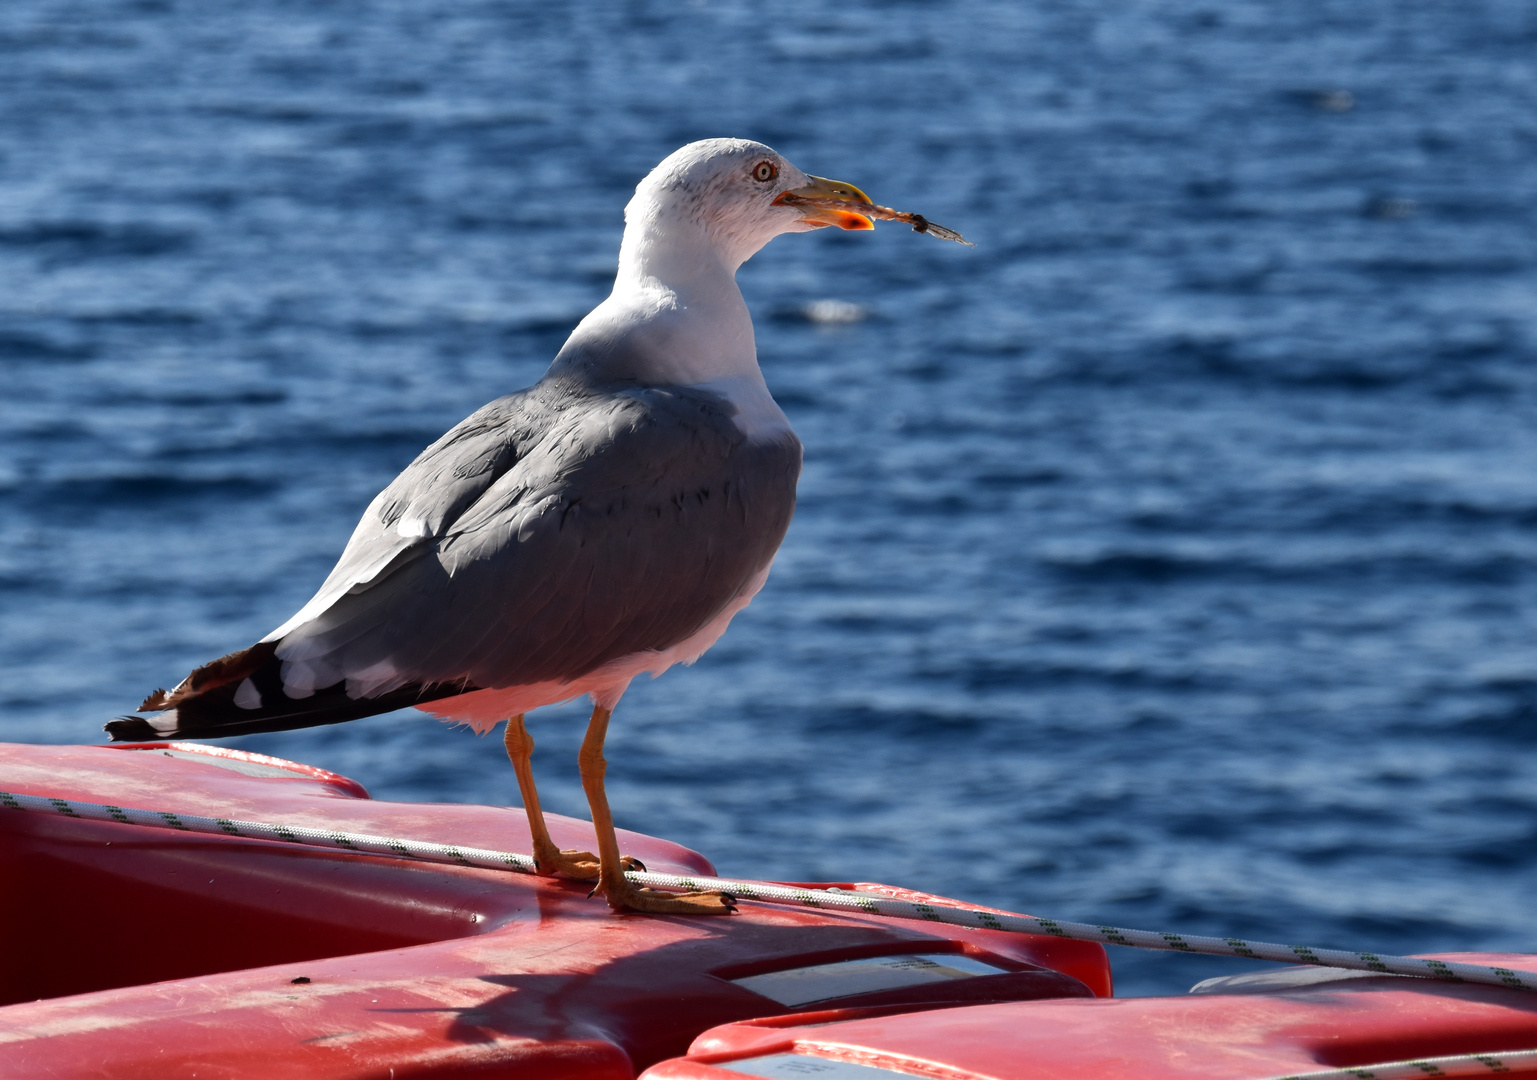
[156, 749, 304, 779]
[719, 1054, 918, 1080]
[729, 952, 1009, 1007]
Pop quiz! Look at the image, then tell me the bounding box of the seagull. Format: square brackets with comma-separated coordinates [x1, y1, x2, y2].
[106, 139, 887, 915]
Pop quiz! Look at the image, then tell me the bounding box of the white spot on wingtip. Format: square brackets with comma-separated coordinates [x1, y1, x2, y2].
[147, 710, 180, 734]
[281, 659, 323, 699]
[234, 678, 262, 710]
[345, 659, 407, 699]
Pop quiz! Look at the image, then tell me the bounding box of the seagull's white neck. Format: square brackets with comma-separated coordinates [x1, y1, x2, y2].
[548, 207, 768, 388]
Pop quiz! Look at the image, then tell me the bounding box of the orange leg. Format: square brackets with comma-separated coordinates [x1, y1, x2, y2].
[503, 715, 601, 879]
[577, 704, 735, 915]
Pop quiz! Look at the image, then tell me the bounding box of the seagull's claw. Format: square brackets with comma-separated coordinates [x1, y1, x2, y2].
[533, 847, 646, 880]
[596, 881, 737, 916]
[532, 846, 602, 880]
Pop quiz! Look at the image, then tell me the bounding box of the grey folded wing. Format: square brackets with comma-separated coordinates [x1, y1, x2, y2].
[269, 376, 802, 699]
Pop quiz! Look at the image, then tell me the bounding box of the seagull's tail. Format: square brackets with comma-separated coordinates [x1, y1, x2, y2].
[105, 641, 470, 742]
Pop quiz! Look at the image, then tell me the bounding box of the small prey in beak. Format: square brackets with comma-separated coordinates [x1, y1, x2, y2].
[775, 175, 974, 246]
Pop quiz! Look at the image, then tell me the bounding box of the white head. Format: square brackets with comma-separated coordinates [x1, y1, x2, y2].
[620, 138, 874, 275]
[555, 139, 877, 388]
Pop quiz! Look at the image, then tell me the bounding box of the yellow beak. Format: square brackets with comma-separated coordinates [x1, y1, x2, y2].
[773, 175, 876, 231]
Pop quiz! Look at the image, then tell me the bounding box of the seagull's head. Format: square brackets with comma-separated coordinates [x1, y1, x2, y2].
[624, 138, 874, 272]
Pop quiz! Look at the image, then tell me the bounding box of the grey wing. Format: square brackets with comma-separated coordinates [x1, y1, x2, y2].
[261, 391, 538, 646]
[271, 380, 802, 698]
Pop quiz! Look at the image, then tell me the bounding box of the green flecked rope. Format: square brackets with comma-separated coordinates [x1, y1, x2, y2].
[4, 787, 1533, 994]
[1257, 1048, 1537, 1080]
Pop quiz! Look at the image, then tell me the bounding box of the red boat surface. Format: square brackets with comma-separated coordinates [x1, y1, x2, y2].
[643, 957, 1537, 1080]
[8, 741, 1530, 1080]
[0, 742, 1107, 1079]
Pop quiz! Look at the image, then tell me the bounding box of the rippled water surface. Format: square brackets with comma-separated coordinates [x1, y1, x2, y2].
[4, 1, 1537, 995]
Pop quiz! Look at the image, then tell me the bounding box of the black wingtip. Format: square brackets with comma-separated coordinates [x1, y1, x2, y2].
[105, 716, 161, 742]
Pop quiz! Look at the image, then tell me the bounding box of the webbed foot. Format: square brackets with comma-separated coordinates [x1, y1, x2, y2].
[594, 879, 738, 915]
[534, 844, 644, 880]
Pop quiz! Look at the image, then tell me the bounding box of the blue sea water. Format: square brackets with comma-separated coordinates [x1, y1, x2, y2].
[3, 1, 1537, 997]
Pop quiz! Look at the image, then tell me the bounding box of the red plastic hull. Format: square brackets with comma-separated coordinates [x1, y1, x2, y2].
[0, 743, 1108, 1078]
[644, 957, 1537, 1080]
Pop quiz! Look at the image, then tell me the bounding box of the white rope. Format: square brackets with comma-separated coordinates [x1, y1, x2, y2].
[0, 787, 538, 873]
[1257, 1048, 1537, 1080]
[5, 787, 1534, 994]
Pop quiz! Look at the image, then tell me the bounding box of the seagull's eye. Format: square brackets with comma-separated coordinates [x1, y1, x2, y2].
[752, 161, 777, 183]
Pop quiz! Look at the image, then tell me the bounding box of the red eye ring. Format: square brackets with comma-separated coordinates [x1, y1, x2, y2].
[752, 160, 777, 183]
